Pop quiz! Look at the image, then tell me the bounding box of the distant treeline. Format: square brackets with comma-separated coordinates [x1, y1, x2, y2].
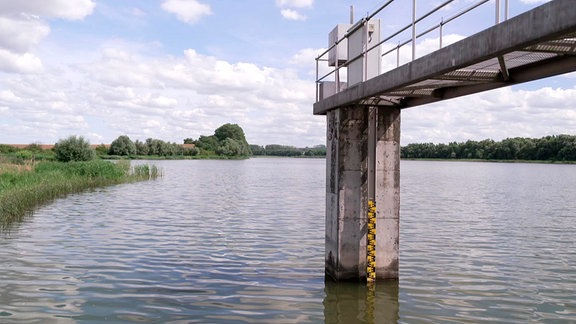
[402, 135, 576, 161]
[250, 144, 327, 157]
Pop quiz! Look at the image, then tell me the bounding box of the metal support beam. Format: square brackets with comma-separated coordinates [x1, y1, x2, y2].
[498, 55, 510, 81]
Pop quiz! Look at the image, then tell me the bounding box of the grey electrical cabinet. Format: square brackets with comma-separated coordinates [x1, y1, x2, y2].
[347, 19, 381, 87]
[328, 24, 351, 67]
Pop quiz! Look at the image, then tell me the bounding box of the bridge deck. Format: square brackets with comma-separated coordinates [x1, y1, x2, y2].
[313, 0, 576, 115]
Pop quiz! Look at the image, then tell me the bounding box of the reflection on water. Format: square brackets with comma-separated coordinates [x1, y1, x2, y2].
[1, 159, 575, 323]
[324, 281, 399, 324]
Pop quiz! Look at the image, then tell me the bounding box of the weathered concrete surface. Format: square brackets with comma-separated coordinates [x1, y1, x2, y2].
[325, 106, 369, 281]
[325, 106, 400, 281]
[314, 0, 576, 115]
[374, 107, 400, 279]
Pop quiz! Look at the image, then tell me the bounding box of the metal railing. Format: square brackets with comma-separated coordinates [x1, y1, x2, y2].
[315, 0, 512, 102]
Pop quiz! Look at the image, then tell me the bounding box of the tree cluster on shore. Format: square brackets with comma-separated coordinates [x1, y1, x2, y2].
[184, 123, 251, 157]
[249, 144, 326, 157]
[0, 123, 253, 161]
[402, 135, 576, 161]
[4, 131, 576, 162]
[111, 123, 252, 158]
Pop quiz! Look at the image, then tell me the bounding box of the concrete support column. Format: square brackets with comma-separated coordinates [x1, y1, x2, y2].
[325, 106, 400, 281]
[375, 107, 400, 279]
[325, 106, 369, 281]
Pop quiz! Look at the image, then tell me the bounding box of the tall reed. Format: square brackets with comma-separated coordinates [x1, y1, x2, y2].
[132, 164, 162, 180]
[0, 160, 162, 229]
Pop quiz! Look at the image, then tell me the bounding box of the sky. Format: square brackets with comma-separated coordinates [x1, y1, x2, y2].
[0, 0, 573, 147]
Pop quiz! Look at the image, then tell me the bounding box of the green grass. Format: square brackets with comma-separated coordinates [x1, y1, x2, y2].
[0, 159, 161, 229]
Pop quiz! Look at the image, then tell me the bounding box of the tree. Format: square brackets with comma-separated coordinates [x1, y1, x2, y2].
[249, 144, 266, 155]
[109, 135, 136, 156]
[264, 144, 302, 156]
[195, 135, 219, 154]
[217, 138, 243, 156]
[134, 140, 149, 155]
[53, 135, 95, 162]
[214, 123, 251, 157]
[214, 123, 246, 142]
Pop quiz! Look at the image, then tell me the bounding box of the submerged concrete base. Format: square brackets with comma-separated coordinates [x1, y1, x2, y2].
[325, 106, 400, 281]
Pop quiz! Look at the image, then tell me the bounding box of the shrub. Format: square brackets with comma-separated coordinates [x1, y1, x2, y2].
[109, 135, 136, 156]
[53, 135, 95, 162]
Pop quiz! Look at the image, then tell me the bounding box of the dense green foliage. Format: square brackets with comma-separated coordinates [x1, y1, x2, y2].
[402, 135, 576, 161]
[194, 135, 219, 155]
[104, 124, 251, 159]
[0, 160, 161, 228]
[104, 137, 198, 157]
[109, 135, 136, 156]
[191, 123, 251, 157]
[0, 144, 18, 154]
[53, 135, 95, 162]
[250, 144, 326, 157]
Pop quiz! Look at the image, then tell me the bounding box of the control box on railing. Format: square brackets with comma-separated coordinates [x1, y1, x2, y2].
[328, 24, 351, 67]
[348, 19, 381, 87]
[319, 81, 348, 100]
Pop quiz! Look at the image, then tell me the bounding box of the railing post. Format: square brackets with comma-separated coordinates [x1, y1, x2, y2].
[412, 0, 416, 61]
[439, 18, 444, 48]
[496, 0, 500, 24]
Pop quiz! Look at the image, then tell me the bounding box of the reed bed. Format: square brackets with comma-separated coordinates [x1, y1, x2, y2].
[132, 164, 163, 179]
[0, 160, 161, 229]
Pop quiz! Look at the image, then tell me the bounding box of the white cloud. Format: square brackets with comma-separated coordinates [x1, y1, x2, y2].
[276, 0, 312, 22]
[0, 1, 573, 149]
[0, 49, 43, 73]
[0, 16, 50, 53]
[0, 15, 48, 72]
[0, 90, 22, 104]
[281, 9, 307, 21]
[161, 0, 212, 24]
[0, 44, 321, 145]
[276, 0, 314, 8]
[0, 1, 94, 73]
[0, 0, 95, 20]
[402, 86, 576, 144]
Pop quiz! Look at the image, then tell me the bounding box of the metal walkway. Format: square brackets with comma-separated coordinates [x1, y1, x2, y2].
[314, 0, 576, 115]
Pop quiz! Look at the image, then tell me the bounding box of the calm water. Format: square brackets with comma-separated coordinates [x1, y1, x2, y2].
[1, 159, 575, 323]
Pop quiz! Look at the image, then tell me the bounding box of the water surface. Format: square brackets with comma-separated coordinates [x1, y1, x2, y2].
[1, 159, 575, 323]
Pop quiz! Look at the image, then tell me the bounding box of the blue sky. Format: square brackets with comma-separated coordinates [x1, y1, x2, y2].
[1, 0, 573, 147]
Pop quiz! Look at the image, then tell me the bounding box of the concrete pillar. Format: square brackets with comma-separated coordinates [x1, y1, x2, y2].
[325, 106, 400, 281]
[374, 107, 400, 279]
[325, 106, 369, 281]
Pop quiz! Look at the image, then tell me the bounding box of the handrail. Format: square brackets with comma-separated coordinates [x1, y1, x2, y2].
[315, 0, 511, 102]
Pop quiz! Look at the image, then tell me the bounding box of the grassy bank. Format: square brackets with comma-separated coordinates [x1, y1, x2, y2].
[0, 159, 161, 228]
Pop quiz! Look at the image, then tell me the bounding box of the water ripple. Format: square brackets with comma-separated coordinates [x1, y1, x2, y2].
[1, 160, 575, 323]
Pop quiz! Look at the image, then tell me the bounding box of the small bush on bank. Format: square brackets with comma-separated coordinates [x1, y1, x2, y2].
[53, 135, 95, 162]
